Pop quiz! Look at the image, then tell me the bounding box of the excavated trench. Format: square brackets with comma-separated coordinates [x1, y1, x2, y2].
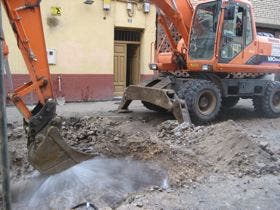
[6, 114, 280, 209]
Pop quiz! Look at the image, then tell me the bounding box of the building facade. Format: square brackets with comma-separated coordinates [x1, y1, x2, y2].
[4, 0, 156, 103]
[252, 0, 280, 37]
[4, 0, 280, 103]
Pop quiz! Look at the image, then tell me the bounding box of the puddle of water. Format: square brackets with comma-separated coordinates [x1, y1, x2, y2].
[12, 158, 168, 210]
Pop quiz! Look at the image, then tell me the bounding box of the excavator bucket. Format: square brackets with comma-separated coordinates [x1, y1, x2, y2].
[118, 77, 192, 124]
[25, 101, 93, 175]
[28, 125, 93, 175]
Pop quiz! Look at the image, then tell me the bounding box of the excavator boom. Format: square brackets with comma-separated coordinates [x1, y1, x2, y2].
[2, 0, 52, 119]
[151, 0, 193, 45]
[1, 0, 92, 174]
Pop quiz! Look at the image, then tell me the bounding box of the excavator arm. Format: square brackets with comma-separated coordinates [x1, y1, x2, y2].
[1, 0, 91, 174]
[151, 0, 193, 45]
[2, 0, 53, 120]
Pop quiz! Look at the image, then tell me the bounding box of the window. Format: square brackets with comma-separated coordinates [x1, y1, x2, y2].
[189, 1, 220, 60]
[246, 9, 253, 45]
[220, 5, 245, 62]
[114, 29, 141, 42]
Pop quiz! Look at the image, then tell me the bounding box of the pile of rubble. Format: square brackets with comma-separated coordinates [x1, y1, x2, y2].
[157, 120, 280, 178]
[62, 116, 161, 160]
[6, 116, 280, 186]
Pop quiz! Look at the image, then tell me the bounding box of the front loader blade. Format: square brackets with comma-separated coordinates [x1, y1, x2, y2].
[118, 83, 192, 124]
[28, 125, 93, 175]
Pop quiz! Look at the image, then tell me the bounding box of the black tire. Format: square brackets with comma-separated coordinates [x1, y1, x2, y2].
[221, 97, 239, 109]
[142, 101, 167, 113]
[252, 96, 263, 113]
[262, 81, 280, 118]
[178, 79, 222, 124]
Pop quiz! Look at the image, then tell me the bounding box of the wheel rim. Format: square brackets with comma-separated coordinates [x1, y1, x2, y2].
[197, 90, 217, 115]
[272, 90, 280, 110]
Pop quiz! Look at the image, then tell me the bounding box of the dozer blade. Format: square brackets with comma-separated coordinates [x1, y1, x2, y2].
[118, 82, 191, 124]
[28, 125, 93, 175]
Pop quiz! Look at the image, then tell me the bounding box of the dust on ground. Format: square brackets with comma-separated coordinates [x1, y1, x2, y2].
[2, 100, 280, 209]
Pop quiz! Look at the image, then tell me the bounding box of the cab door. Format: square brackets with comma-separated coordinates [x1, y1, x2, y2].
[218, 4, 255, 66]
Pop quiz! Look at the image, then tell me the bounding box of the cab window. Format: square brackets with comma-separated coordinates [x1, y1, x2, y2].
[220, 6, 244, 61]
[189, 1, 220, 60]
[220, 4, 254, 63]
[246, 9, 253, 45]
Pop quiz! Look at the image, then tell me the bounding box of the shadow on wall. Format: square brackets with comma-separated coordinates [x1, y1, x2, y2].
[47, 16, 59, 28]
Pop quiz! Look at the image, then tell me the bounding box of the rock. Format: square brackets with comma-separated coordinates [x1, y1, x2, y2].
[15, 133, 23, 138]
[259, 141, 269, 149]
[7, 132, 12, 138]
[113, 137, 120, 142]
[127, 196, 135, 204]
[150, 186, 163, 192]
[135, 202, 143, 208]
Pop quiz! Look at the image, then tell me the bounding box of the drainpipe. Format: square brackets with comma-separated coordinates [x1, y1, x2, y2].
[0, 3, 12, 210]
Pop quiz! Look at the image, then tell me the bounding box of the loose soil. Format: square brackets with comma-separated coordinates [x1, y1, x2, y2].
[2, 100, 280, 209]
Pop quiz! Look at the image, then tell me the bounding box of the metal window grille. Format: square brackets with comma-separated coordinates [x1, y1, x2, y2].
[156, 14, 181, 53]
[114, 30, 141, 42]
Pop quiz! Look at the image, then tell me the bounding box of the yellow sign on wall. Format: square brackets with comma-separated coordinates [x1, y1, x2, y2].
[103, 0, 111, 10]
[51, 6, 62, 16]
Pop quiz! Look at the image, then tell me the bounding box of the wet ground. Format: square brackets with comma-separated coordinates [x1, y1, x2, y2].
[3, 99, 280, 209]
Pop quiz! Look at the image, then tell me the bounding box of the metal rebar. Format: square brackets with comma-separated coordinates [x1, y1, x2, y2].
[0, 2, 12, 210]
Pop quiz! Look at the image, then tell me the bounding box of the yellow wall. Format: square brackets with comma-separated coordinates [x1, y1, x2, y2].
[3, 0, 156, 75]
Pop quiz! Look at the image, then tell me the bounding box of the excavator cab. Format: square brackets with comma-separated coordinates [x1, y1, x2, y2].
[189, 1, 250, 62]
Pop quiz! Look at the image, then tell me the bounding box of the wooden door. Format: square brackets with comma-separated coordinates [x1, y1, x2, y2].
[129, 45, 140, 85]
[114, 43, 127, 96]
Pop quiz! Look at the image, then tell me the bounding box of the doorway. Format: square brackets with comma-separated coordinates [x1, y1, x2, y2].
[126, 44, 140, 86]
[113, 29, 141, 96]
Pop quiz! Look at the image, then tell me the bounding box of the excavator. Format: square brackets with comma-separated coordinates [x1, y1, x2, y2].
[1, 0, 280, 175]
[119, 0, 280, 124]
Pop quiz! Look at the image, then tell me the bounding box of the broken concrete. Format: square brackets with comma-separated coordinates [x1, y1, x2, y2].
[2, 100, 280, 209]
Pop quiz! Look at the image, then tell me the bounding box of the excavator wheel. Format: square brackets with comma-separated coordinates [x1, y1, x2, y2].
[142, 101, 167, 113]
[261, 81, 280, 118]
[178, 79, 221, 124]
[221, 97, 239, 109]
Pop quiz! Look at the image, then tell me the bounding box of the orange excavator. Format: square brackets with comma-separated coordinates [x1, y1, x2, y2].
[1, 0, 280, 175]
[119, 0, 280, 124]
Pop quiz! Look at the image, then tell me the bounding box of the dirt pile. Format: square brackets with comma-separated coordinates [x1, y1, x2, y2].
[5, 115, 280, 187]
[157, 120, 280, 178]
[62, 116, 162, 160]
[59, 117, 279, 186]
